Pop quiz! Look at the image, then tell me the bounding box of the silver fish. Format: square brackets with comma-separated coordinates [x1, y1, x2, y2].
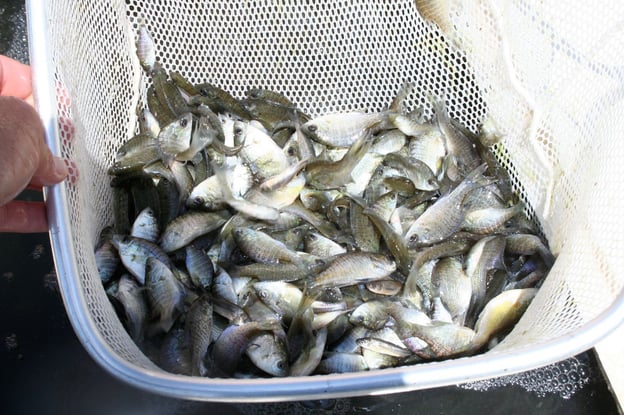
[212, 319, 281, 376]
[235, 120, 290, 180]
[115, 273, 148, 343]
[95, 240, 120, 284]
[505, 233, 555, 268]
[306, 129, 375, 190]
[316, 352, 369, 374]
[462, 205, 523, 234]
[136, 25, 156, 73]
[465, 235, 507, 323]
[157, 113, 193, 165]
[302, 111, 387, 147]
[131, 207, 160, 243]
[290, 327, 328, 376]
[309, 252, 397, 291]
[159, 326, 192, 375]
[473, 288, 537, 349]
[232, 227, 303, 265]
[245, 332, 289, 377]
[432, 256, 472, 325]
[398, 321, 476, 358]
[185, 294, 213, 376]
[160, 210, 230, 252]
[145, 257, 187, 334]
[303, 231, 346, 258]
[185, 245, 215, 291]
[383, 153, 439, 191]
[111, 235, 172, 285]
[253, 281, 303, 324]
[404, 164, 492, 246]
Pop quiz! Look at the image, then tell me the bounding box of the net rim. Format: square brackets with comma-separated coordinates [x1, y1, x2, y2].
[27, 0, 624, 401]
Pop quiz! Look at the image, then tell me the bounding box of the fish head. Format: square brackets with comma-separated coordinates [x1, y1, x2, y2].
[186, 194, 206, 209]
[111, 234, 131, 250]
[198, 86, 218, 100]
[301, 122, 320, 141]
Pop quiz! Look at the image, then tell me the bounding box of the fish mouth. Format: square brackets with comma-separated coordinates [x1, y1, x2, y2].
[187, 197, 205, 208]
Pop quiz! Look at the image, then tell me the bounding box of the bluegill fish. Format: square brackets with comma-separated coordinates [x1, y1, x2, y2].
[95, 239, 120, 284]
[306, 128, 375, 190]
[309, 252, 396, 290]
[131, 207, 160, 243]
[185, 294, 213, 376]
[145, 257, 186, 334]
[185, 245, 215, 291]
[245, 332, 289, 377]
[111, 235, 172, 285]
[115, 274, 148, 343]
[212, 319, 282, 376]
[404, 164, 493, 246]
[160, 210, 230, 252]
[232, 227, 303, 265]
[136, 25, 156, 73]
[290, 327, 327, 376]
[432, 256, 471, 325]
[157, 113, 193, 165]
[473, 288, 537, 348]
[317, 352, 369, 374]
[302, 112, 388, 148]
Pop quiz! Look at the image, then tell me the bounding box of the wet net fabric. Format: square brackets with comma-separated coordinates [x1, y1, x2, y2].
[42, 0, 624, 396]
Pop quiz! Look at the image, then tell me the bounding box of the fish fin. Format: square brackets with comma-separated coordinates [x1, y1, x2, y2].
[388, 81, 414, 112]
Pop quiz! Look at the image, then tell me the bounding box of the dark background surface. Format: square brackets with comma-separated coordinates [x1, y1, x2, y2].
[0, 1, 620, 414]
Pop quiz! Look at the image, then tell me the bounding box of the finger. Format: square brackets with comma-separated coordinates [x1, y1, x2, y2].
[0, 97, 66, 205]
[0, 55, 32, 99]
[29, 150, 68, 188]
[0, 200, 49, 233]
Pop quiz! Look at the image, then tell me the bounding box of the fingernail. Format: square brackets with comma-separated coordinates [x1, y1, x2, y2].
[54, 157, 69, 178]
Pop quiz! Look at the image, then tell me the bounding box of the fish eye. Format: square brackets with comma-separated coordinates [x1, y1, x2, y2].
[409, 234, 418, 243]
[190, 196, 204, 207]
[234, 126, 243, 135]
[179, 117, 188, 127]
[287, 146, 296, 156]
[258, 290, 268, 299]
[199, 88, 209, 97]
[276, 360, 286, 370]
[307, 124, 317, 132]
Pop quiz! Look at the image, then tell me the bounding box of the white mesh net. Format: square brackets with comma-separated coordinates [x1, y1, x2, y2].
[39, 0, 624, 398]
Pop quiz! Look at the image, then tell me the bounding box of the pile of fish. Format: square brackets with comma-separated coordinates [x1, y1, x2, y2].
[96, 26, 555, 378]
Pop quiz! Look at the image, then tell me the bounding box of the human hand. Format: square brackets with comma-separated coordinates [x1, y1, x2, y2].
[0, 55, 68, 233]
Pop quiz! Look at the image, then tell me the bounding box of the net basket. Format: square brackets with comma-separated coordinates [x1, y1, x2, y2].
[27, 0, 624, 401]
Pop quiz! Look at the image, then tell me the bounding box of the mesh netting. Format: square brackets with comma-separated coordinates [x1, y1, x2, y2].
[41, 0, 624, 397]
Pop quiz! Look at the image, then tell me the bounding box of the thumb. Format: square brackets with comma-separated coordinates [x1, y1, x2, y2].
[29, 141, 68, 188]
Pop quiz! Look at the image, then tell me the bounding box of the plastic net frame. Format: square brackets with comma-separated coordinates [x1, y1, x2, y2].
[29, 0, 624, 401]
